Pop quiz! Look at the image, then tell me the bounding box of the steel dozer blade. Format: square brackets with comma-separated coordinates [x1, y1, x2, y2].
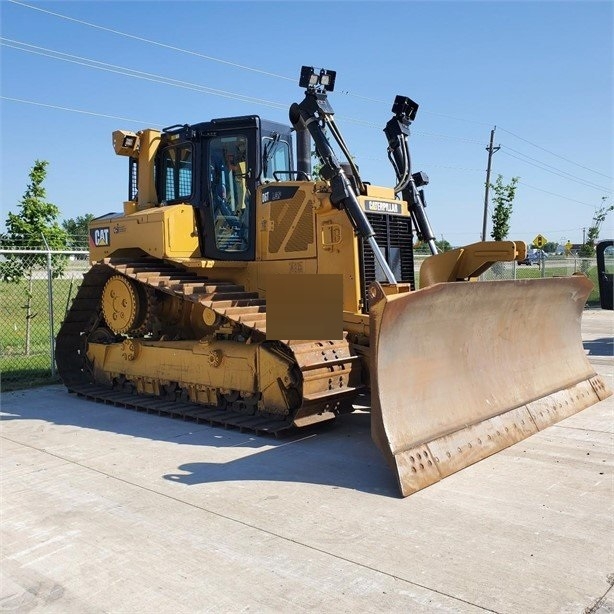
[369, 276, 611, 497]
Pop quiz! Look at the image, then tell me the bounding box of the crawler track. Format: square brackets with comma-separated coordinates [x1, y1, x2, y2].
[56, 257, 364, 434]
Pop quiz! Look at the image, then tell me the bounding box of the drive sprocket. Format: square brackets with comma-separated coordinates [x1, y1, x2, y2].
[101, 274, 148, 334]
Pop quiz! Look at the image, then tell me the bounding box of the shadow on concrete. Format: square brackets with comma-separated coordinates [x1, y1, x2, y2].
[1, 387, 397, 496]
[162, 410, 399, 497]
[1, 386, 282, 450]
[584, 337, 614, 357]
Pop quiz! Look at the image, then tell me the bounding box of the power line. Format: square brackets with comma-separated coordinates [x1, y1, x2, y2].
[0, 38, 288, 110]
[8, 0, 610, 181]
[6, 0, 294, 82]
[513, 179, 600, 208]
[499, 149, 611, 192]
[1, 94, 482, 173]
[501, 145, 611, 190]
[1, 38, 488, 144]
[498, 126, 612, 180]
[8, 0, 494, 128]
[2, 31, 609, 201]
[0, 96, 163, 126]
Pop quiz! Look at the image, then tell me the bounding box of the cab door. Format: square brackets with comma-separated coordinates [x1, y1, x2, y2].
[197, 126, 258, 261]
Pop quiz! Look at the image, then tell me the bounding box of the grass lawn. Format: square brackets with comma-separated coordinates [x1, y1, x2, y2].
[515, 265, 601, 305]
[0, 275, 78, 391]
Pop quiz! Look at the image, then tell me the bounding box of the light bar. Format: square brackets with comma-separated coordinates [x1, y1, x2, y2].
[299, 66, 336, 92]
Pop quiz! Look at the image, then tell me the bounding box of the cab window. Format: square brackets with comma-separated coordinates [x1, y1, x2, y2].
[261, 136, 291, 182]
[161, 144, 193, 201]
[209, 135, 251, 253]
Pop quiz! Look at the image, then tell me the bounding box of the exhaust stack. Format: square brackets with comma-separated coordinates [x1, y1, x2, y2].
[296, 125, 312, 178]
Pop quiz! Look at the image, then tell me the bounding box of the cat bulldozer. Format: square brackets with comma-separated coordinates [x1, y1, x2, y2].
[56, 67, 611, 497]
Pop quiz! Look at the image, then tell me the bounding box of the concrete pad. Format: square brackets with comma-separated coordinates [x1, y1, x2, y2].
[1, 310, 613, 613]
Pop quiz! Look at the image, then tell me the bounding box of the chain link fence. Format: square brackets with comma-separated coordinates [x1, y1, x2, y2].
[0, 249, 605, 391]
[415, 254, 600, 292]
[477, 257, 603, 307]
[0, 249, 89, 390]
[478, 256, 599, 281]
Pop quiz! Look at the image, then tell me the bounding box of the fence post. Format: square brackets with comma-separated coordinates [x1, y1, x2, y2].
[540, 252, 546, 278]
[42, 235, 56, 377]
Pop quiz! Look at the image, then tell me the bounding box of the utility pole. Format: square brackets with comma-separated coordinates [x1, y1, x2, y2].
[481, 126, 501, 241]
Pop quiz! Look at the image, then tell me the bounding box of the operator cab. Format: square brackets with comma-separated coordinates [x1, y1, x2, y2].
[156, 116, 294, 261]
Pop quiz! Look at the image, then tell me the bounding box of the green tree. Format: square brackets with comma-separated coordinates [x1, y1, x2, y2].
[413, 237, 452, 254]
[435, 237, 452, 252]
[0, 160, 68, 281]
[542, 241, 558, 254]
[62, 214, 94, 250]
[579, 197, 613, 257]
[489, 175, 519, 241]
[311, 148, 324, 179]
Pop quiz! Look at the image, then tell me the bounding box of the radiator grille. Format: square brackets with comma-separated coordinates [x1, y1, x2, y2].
[286, 204, 314, 253]
[269, 201, 314, 254]
[360, 213, 414, 312]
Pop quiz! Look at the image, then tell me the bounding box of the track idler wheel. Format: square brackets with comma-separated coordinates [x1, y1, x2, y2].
[101, 275, 148, 334]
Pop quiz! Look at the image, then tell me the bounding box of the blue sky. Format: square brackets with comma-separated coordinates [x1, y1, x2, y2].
[1, 0, 612, 246]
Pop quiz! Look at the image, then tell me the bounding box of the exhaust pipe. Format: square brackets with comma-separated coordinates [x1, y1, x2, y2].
[296, 127, 312, 178]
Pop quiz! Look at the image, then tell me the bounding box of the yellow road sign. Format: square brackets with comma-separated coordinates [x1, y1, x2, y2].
[533, 234, 548, 248]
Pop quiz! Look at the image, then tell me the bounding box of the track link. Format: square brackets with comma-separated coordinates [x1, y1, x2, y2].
[56, 257, 364, 433]
[66, 383, 294, 436]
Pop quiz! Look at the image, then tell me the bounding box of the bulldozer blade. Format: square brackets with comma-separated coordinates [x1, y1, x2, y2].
[369, 276, 611, 497]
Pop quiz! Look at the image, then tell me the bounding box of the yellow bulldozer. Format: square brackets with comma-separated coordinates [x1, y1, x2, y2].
[56, 66, 610, 497]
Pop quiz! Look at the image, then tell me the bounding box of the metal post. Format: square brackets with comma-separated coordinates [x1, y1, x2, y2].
[41, 235, 56, 377]
[481, 127, 500, 241]
[540, 250, 545, 278]
[65, 275, 75, 318]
